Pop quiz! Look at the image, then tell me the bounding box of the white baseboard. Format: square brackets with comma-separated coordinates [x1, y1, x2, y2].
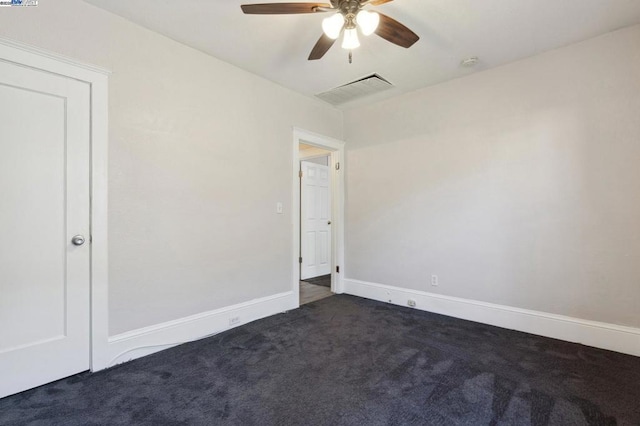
[101, 291, 296, 369]
[343, 279, 640, 358]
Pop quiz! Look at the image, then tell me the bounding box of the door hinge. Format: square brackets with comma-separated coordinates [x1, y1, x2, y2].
[299, 170, 303, 178]
[335, 162, 340, 171]
[299, 257, 303, 264]
[336, 266, 340, 273]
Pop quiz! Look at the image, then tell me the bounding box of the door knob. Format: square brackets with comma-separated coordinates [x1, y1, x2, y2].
[327, 221, 332, 225]
[71, 235, 85, 246]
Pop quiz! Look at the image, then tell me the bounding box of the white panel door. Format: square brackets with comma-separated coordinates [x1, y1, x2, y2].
[0, 60, 91, 399]
[301, 161, 331, 279]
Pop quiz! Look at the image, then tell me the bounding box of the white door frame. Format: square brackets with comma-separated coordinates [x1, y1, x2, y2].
[292, 128, 345, 307]
[0, 37, 110, 372]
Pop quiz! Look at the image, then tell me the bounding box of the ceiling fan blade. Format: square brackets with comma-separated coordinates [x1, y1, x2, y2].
[375, 13, 419, 48]
[308, 34, 337, 60]
[369, 0, 394, 5]
[241, 3, 331, 14]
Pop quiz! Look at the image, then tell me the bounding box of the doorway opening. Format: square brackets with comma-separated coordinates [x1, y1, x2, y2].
[291, 128, 345, 308]
[299, 146, 333, 304]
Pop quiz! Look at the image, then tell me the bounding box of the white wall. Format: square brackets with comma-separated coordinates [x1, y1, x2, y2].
[0, 0, 342, 335]
[344, 25, 640, 329]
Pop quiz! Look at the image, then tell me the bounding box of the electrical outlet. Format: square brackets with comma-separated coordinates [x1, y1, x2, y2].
[407, 299, 416, 307]
[229, 316, 241, 326]
[431, 275, 439, 286]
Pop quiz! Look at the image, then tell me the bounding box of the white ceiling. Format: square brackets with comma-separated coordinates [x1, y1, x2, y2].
[84, 0, 640, 108]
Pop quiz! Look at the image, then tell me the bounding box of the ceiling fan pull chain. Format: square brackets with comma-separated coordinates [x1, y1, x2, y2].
[349, 51, 353, 64]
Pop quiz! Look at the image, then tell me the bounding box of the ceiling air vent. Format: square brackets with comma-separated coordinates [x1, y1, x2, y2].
[316, 74, 393, 106]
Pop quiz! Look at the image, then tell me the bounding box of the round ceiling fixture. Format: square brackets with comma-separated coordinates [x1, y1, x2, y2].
[461, 57, 480, 67]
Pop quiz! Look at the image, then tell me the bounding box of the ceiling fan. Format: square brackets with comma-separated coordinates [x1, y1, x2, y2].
[241, 0, 419, 62]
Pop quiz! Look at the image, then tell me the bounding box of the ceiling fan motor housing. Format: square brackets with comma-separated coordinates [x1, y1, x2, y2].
[340, 1, 360, 14]
[339, 0, 362, 29]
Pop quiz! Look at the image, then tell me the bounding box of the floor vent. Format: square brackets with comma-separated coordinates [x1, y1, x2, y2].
[316, 74, 393, 105]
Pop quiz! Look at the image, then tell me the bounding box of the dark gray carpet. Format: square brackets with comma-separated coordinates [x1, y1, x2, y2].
[1, 295, 639, 425]
[302, 274, 331, 288]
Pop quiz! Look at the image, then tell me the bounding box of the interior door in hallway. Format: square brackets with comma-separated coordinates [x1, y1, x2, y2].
[0, 59, 91, 398]
[300, 160, 331, 280]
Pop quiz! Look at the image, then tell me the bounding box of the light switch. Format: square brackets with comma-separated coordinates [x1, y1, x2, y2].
[276, 202, 283, 214]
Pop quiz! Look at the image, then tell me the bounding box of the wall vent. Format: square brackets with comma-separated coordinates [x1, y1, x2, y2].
[316, 74, 393, 105]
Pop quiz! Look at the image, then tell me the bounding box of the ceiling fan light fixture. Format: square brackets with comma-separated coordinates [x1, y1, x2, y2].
[341, 28, 360, 50]
[322, 13, 344, 40]
[356, 10, 380, 36]
[240, 1, 420, 61]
